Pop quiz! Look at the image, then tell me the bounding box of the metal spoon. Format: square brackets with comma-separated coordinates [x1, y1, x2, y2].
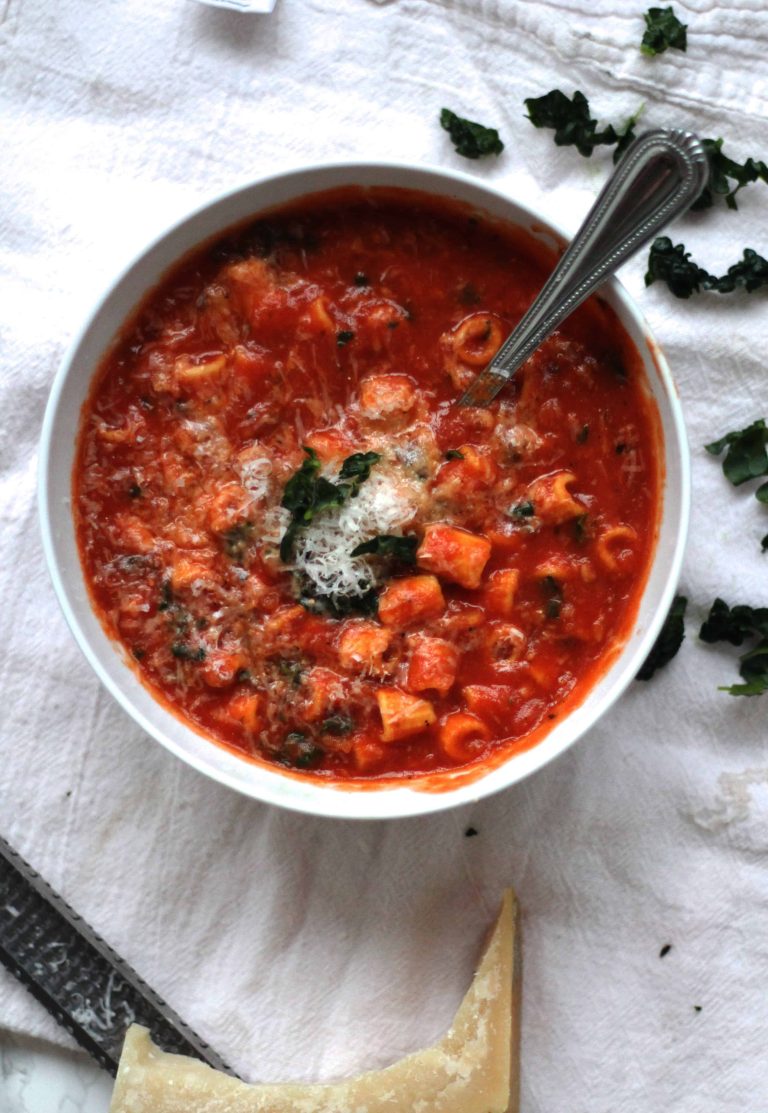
[457, 129, 709, 408]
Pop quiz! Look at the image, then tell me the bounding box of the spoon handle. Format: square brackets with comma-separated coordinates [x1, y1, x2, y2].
[458, 129, 709, 408]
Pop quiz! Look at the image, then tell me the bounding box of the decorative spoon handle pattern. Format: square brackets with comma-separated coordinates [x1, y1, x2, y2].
[458, 129, 709, 408]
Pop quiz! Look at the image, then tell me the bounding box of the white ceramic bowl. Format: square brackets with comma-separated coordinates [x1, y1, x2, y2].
[39, 161, 689, 820]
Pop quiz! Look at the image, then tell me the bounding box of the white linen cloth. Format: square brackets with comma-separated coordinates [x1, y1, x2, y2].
[1, 1, 767, 1109]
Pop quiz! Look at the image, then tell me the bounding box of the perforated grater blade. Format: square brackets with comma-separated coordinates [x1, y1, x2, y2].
[0, 835, 234, 1077]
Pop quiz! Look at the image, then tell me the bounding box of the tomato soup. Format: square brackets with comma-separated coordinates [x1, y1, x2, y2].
[74, 188, 660, 780]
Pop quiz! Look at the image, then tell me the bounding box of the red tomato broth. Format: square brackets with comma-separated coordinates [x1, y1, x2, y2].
[74, 186, 661, 783]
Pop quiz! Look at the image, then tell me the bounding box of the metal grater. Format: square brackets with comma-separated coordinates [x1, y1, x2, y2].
[0, 835, 234, 1077]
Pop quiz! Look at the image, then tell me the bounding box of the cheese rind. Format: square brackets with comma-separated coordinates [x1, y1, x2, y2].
[109, 890, 520, 1113]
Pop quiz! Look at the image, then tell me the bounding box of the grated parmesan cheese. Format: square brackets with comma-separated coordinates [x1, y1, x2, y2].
[292, 464, 424, 604]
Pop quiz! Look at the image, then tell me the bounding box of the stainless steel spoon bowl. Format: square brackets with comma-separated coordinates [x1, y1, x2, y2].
[458, 129, 709, 407]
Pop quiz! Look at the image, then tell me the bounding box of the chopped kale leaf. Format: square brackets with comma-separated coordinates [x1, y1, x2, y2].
[321, 714, 354, 736]
[223, 521, 254, 561]
[692, 138, 768, 211]
[542, 575, 563, 619]
[300, 586, 379, 620]
[644, 238, 709, 298]
[646, 238, 768, 298]
[281, 446, 322, 513]
[700, 598, 768, 646]
[280, 447, 380, 561]
[440, 108, 504, 160]
[171, 642, 206, 662]
[636, 594, 687, 680]
[716, 250, 768, 293]
[158, 581, 174, 612]
[524, 86, 766, 210]
[279, 731, 323, 769]
[641, 6, 687, 56]
[275, 657, 304, 685]
[524, 89, 638, 162]
[706, 419, 768, 486]
[351, 534, 418, 564]
[338, 451, 381, 487]
[700, 598, 768, 696]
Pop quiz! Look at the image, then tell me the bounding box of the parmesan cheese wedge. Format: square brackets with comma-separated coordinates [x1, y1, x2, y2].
[109, 890, 520, 1113]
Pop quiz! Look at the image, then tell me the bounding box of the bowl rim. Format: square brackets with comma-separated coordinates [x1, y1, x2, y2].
[38, 158, 690, 820]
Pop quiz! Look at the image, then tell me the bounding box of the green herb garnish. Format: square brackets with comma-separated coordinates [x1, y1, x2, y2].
[353, 273, 368, 287]
[525, 85, 766, 213]
[128, 483, 142, 498]
[692, 138, 768, 211]
[636, 594, 687, 680]
[542, 575, 563, 619]
[576, 424, 590, 444]
[321, 714, 354, 736]
[509, 501, 535, 519]
[279, 448, 381, 561]
[280, 448, 346, 561]
[645, 238, 768, 298]
[157, 581, 174, 612]
[700, 598, 768, 696]
[706, 420, 768, 548]
[351, 534, 418, 564]
[336, 330, 355, 346]
[440, 108, 504, 160]
[171, 642, 206, 662]
[275, 658, 304, 685]
[299, 585, 379, 620]
[706, 419, 768, 486]
[279, 731, 324, 769]
[445, 449, 465, 461]
[524, 89, 639, 163]
[223, 521, 254, 562]
[338, 451, 381, 485]
[641, 6, 687, 56]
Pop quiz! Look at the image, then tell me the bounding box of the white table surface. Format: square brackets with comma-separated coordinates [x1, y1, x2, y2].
[0, 1032, 112, 1113]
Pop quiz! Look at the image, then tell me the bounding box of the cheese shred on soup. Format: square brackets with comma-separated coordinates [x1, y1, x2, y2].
[75, 188, 661, 781]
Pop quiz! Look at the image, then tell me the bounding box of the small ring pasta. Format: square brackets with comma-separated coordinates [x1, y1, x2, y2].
[484, 622, 526, 670]
[439, 712, 491, 762]
[450, 313, 505, 367]
[526, 471, 583, 525]
[595, 525, 638, 572]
